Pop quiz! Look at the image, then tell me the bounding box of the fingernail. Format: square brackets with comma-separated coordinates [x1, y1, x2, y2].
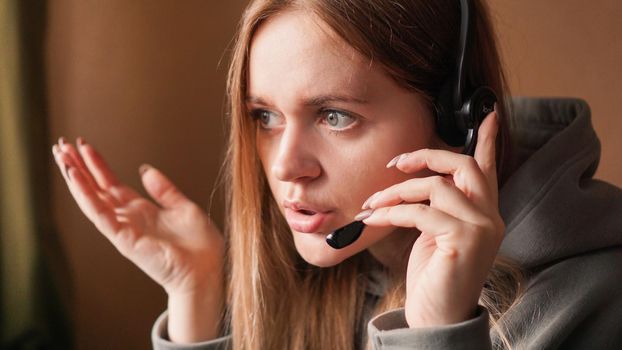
[77, 137, 85, 147]
[386, 154, 402, 168]
[362, 191, 380, 209]
[354, 209, 374, 221]
[139, 163, 152, 175]
[386, 155, 400, 168]
[59, 137, 70, 152]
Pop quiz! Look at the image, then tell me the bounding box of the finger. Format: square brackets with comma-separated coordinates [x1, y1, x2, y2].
[362, 203, 465, 241]
[76, 138, 121, 190]
[387, 148, 491, 210]
[140, 164, 190, 209]
[364, 175, 489, 224]
[56, 143, 122, 207]
[473, 111, 499, 200]
[77, 138, 140, 204]
[58, 137, 104, 194]
[52, 144, 74, 183]
[67, 166, 126, 238]
[54, 144, 104, 208]
[53, 146, 122, 236]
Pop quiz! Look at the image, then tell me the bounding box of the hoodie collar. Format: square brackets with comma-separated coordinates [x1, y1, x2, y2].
[499, 97, 622, 269]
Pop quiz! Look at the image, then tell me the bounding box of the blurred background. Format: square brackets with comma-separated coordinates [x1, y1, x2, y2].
[1, 0, 620, 349]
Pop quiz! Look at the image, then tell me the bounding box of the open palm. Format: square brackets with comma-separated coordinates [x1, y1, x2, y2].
[52, 137, 224, 295]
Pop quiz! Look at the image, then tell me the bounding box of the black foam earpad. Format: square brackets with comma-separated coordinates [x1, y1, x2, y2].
[435, 85, 496, 155]
[457, 86, 497, 156]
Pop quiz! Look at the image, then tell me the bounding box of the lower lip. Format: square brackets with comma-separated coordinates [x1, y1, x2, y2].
[284, 207, 331, 233]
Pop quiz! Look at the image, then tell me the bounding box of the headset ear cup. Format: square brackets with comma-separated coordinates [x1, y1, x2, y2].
[459, 86, 497, 155]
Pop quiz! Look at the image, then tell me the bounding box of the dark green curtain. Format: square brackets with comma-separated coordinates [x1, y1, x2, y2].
[0, 1, 73, 349]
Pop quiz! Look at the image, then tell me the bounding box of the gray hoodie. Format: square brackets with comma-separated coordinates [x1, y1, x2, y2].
[151, 97, 622, 349]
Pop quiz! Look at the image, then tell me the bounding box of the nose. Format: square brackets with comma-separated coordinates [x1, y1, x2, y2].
[271, 123, 321, 182]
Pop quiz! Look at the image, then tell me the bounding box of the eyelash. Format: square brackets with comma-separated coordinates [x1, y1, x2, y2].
[249, 108, 358, 135]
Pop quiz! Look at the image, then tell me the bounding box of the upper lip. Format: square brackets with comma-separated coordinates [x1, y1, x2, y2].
[283, 199, 331, 214]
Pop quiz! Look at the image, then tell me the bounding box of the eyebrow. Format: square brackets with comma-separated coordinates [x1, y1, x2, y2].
[245, 94, 369, 106]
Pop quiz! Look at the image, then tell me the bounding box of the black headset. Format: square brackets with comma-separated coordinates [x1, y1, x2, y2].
[434, 0, 497, 156]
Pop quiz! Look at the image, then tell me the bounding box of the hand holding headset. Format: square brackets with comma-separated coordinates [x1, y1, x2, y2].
[326, 0, 498, 249]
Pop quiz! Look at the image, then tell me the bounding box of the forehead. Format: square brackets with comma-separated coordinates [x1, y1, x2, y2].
[248, 9, 376, 102]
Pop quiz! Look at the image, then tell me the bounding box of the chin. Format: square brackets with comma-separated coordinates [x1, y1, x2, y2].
[292, 230, 364, 267]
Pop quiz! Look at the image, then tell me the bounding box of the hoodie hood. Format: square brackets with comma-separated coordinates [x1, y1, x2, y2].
[499, 97, 622, 269]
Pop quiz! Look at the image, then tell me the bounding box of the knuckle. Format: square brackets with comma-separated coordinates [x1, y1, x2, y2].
[429, 176, 451, 203]
[463, 156, 479, 171]
[431, 175, 451, 188]
[475, 219, 504, 247]
[481, 219, 497, 234]
[421, 148, 433, 163]
[396, 191, 407, 203]
[410, 203, 429, 213]
[439, 246, 460, 260]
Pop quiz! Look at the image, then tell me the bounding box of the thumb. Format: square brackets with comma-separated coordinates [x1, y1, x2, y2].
[139, 164, 190, 209]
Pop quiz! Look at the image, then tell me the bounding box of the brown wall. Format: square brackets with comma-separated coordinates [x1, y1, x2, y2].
[491, 0, 622, 184]
[47, 1, 622, 349]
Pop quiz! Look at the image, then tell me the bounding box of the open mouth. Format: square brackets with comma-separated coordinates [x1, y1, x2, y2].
[284, 207, 330, 233]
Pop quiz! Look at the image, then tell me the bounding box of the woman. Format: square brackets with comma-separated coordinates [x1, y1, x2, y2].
[52, 0, 622, 349]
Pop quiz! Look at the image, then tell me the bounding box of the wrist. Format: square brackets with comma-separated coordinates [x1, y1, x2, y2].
[167, 286, 225, 343]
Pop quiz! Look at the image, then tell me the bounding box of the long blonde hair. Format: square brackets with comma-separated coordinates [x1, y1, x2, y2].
[221, 0, 523, 348]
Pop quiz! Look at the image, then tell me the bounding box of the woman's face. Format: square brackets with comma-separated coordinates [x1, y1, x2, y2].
[248, 10, 441, 267]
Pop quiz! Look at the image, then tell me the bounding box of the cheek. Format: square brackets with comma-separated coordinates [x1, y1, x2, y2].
[255, 132, 269, 169]
[256, 136, 276, 184]
[342, 133, 398, 172]
[316, 143, 379, 206]
[328, 130, 431, 199]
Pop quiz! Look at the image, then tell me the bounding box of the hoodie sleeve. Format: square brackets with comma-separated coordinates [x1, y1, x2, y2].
[367, 305, 491, 350]
[151, 310, 231, 350]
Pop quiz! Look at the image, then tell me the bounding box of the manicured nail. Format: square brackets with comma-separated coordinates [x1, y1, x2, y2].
[139, 163, 152, 176]
[59, 137, 70, 152]
[386, 154, 401, 168]
[354, 209, 374, 221]
[362, 191, 380, 209]
[77, 137, 85, 147]
[387, 153, 409, 168]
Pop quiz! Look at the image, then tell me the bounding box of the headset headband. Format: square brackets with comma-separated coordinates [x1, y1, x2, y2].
[435, 0, 497, 156]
